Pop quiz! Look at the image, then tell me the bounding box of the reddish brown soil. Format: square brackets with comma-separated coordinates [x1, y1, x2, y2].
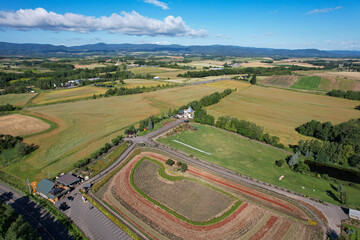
[102, 152, 316, 239]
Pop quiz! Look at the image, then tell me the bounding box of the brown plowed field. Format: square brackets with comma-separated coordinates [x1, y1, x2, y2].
[260, 75, 298, 88]
[100, 152, 321, 239]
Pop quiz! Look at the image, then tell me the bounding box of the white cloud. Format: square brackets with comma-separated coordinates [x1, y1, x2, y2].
[144, 0, 169, 10]
[307, 6, 343, 14]
[0, 8, 207, 37]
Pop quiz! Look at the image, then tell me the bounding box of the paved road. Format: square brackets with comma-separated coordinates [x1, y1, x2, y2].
[0, 182, 73, 240]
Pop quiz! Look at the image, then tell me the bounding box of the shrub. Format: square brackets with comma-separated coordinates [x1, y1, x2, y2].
[166, 159, 175, 166]
[177, 161, 182, 166]
[275, 159, 285, 167]
[181, 163, 188, 172]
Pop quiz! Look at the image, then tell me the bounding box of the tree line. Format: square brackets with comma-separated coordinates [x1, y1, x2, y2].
[73, 135, 123, 169]
[0, 203, 37, 240]
[0, 104, 18, 112]
[133, 60, 195, 70]
[294, 119, 360, 168]
[326, 90, 360, 101]
[177, 65, 317, 78]
[102, 84, 177, 98]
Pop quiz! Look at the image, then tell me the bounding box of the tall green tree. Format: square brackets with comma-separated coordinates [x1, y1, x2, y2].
[250, 74, 257, 85]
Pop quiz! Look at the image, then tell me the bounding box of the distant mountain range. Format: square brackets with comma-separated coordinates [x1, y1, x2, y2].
[0, 42, 360, 58]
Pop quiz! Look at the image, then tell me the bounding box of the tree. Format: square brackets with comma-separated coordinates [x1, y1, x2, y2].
[275, 159, 285, 167]
[181, 163, 188, 172]
[147, 118, 153, 130]
[295, 162, 310, 173]
[166, 159, 175, 166]
[250, 74, 257, 85]
[288, 152, 300, 167]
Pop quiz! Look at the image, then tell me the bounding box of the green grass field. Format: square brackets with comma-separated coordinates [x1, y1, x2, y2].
[31, 86, 108, 105]
[4, 84, 223, 181]
[205, 82, 360, 146]
[158, 124, 360, 208]
[0, 93, 37, 106]
[290, 76, 322, 90]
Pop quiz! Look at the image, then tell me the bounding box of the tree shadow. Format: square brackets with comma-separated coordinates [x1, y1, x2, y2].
[327, 229, 339, 240]
[0, 191, 74, 240]
[326, 190, 341, 203]
[330, 183, 338, 192]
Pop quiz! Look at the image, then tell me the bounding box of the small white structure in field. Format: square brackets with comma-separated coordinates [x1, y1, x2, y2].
[153, 76, 160, 80]
[349, 209, 360, 220]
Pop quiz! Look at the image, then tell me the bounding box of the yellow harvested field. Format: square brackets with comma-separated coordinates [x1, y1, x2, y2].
[32, 86, 108, 105]
[239, 61, 275, 68]
[260, 75, 298, 88]
[203, 79, 251, 90]
[74, 63, 107, 69]
[5, 84, 223, 181]
[206, 84, 360, 145]
[124, 79, 173, 88]
[0, 114, 50, 136]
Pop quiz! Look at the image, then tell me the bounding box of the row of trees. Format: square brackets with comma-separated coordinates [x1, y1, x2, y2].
[194, 112, 285, 149]
[327, 90, 360, 101]
[186, 88, 234, 111]
[104, 84, 175, 97]
[0, 203, 37, 240]
[177, 65, 317, 78]
[73, 135, 123, 168]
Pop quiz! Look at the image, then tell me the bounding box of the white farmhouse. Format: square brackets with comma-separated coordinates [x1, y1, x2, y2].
[177, 107, 194, 119]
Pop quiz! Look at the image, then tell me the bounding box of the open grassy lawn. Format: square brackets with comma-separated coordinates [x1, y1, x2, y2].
[31, 86, 108, 105]
[290, 76, 323, 91]
[4, 84, 223, 181]
[158, 124, 360, 207]
[0, 93, 37, 106]
[205, 83, 360, 146]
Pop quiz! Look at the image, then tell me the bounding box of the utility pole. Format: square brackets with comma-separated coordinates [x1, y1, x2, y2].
[26, 179, 31, 194]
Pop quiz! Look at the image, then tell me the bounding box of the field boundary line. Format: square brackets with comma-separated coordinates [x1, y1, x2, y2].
[172, 140, 211, 155]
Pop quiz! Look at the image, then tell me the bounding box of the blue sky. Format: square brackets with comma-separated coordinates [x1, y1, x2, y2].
[0, 0, 359, 50]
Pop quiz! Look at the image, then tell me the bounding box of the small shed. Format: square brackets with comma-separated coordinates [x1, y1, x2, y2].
[349, 209, 360, 220]
[56, 174, 81, 187]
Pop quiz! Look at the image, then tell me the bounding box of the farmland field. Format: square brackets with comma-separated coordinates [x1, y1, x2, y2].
[128, 66, 189, 79]
[123, 79, 173, 88]
[157, 124, 360, 207]
[260, 75, 298, 88]
[31, 86, 108, 105]
[0, 93, 37, 106]
[0, 114, 50, 136]
[99, 151, 321, 240]
[4, 84, 224, 181]
[205, 82, 360, 145]
[290, 76, 322, 90]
